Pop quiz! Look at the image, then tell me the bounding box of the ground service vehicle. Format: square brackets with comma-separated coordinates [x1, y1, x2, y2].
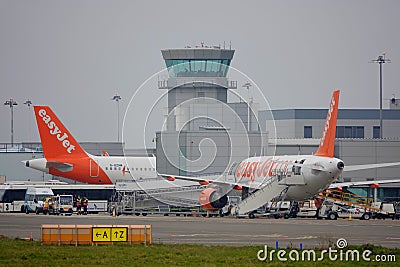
[372, 202, 396, 219]
[43, 195, 73, 215]
[23, 187, 54, 214]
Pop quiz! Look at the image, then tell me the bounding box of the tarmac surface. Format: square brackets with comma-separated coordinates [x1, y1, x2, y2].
[0, 213, 399, 248]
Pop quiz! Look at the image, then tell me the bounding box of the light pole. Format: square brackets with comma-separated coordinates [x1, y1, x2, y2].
[4, 98, 18, 146]
[111, 93, 122, 142]
[370, 52, 391, 138]
[24, 99, 33, 141]
[242, 82, 252, 132]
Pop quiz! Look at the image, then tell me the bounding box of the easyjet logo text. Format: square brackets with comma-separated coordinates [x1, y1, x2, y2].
[320, 96, 336, 147]
[235, 157, 292, 182]
[38, 109, 75, 154]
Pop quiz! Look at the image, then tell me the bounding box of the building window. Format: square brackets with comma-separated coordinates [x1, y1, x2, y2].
[373, 126, 380, 139]
[355, 126, 364, 138]
[304, 126, 312, 138]
[336, 126, 364, 138]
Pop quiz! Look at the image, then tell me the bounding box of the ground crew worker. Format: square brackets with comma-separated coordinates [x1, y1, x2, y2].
[76, 196, 82, 215]
[83, 197, 88, 215]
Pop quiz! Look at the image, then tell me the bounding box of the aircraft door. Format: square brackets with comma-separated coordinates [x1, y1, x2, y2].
[90, 160, 99, 177]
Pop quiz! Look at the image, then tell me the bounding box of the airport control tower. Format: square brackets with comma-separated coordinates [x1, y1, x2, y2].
[156, 44, 267, 176]
[159, 45, 238, 131]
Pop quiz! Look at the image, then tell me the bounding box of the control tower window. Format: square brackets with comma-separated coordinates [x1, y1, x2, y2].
[165, 59, 231, 78]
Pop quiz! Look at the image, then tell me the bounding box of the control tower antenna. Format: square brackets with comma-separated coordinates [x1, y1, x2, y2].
[370, 51, 391, 138]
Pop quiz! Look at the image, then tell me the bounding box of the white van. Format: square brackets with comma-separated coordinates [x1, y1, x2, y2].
[23, 187, 54, 214]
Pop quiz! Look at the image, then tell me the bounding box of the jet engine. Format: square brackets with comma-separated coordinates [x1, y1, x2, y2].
[199, 188, 228, 211]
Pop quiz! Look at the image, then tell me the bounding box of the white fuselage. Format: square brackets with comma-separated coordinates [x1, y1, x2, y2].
[234, 154, 344, 201]
[26, 155, 157, 184]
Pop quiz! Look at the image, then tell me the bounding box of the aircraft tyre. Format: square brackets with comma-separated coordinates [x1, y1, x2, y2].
[248, 213, 255, 219]
[284, 213, 290, 219]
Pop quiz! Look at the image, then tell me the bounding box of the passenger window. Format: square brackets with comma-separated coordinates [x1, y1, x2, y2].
[105, 167, 108, 170]
[144, 168, 147, 171]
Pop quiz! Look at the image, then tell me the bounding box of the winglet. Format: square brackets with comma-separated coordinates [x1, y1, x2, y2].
[314, 90, 340, 158]
[34, 106, 87, 159]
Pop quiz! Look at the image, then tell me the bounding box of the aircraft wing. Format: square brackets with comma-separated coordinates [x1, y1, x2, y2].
[158, 173, 255, 188]
[46, 161, 73, 172]
[343, 162, 400, 172]
[329, 179, 400, 189]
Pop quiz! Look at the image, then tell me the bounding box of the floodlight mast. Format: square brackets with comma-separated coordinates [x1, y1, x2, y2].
[112, 93, 122, 142]
[370, 52, 391, 139]
[24, 99, 33, 141]
[4, 98, 18, 146]
[242, 82, 252, 132]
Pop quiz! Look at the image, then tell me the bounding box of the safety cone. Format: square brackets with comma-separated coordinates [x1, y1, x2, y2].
[348, 213, 353, 221]
[112, 207, 116, 217]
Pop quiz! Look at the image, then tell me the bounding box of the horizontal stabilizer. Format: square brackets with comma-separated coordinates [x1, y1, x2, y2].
[344, 162, 400, 172]
[46, 161, 73, 172]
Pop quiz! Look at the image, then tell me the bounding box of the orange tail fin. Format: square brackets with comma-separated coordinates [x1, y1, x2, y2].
[34, 106, 87, 159]
[314, 90, 340, 158]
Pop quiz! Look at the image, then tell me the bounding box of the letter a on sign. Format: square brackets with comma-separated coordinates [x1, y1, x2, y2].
[92, 227, 111, 242]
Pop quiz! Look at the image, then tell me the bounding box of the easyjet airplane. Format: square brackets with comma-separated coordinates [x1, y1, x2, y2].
[24, 106, 156, 184]
[160, 90, 400, 215]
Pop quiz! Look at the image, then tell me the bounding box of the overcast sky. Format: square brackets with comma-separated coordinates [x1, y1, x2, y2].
[1, 1, 399, 148]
